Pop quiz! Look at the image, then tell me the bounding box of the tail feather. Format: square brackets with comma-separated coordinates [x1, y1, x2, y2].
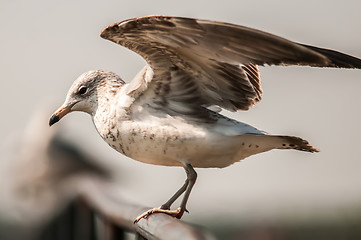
[276, 135, 319, 153]
[236, 134, 319, 161]
[240, 134, 319, 156]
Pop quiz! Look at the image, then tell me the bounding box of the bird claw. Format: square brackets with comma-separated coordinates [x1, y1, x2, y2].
[134, 207, 185, 223]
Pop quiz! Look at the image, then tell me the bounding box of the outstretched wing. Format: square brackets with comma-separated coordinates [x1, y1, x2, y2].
[100, 16, 361, 113]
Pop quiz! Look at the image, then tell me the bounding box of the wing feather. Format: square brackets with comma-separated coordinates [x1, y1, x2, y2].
[100, 16, 361, 113]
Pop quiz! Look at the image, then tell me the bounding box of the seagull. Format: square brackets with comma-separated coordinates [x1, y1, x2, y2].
[49, 16, 361, 222]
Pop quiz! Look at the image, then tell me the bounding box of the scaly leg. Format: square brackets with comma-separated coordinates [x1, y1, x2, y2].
[134, 163, 197, 223]
[160, 178, 189, 210]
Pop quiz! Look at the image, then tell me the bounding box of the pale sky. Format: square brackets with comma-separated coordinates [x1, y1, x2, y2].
[1, 0, 361, 224]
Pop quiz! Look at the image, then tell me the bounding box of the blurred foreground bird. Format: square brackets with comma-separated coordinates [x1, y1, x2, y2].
[49, 16, 361, 222]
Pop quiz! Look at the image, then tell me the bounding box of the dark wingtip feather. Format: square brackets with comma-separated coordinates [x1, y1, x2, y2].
[301, 44, 361, 69]
[100, 23, 118, 40]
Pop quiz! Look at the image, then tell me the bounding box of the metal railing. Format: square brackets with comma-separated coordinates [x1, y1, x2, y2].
[39, 180, 216, 240]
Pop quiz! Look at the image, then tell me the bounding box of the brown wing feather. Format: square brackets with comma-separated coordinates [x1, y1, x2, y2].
[242, 64, 262, 101]
[100, 16, 361, 112]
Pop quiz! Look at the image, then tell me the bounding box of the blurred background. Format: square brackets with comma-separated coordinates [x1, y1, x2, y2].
[1, 0, 361, 239]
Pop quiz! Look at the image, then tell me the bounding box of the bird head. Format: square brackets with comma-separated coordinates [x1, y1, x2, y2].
[49, 70, 124, 126]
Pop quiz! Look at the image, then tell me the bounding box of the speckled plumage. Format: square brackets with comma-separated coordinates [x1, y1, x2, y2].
[50, 16, 361, 221]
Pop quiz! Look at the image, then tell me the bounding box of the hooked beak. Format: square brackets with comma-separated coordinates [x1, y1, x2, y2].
[49, 105, 72, 126]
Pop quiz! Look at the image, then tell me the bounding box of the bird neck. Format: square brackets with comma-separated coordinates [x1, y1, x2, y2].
[94, 79, 122, 110]
[92, 82, 131, 140]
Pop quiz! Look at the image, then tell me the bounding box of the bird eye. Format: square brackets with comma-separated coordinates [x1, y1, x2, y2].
[78, 86, 87, 95]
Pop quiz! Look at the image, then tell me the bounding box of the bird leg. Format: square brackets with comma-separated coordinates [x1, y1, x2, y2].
[177, 163, 197, 218]
[160, 178, 189, 210]
[134, 163, 197, 223]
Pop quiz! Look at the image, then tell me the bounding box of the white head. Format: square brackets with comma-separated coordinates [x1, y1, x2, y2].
[49, 70, 124, 126]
